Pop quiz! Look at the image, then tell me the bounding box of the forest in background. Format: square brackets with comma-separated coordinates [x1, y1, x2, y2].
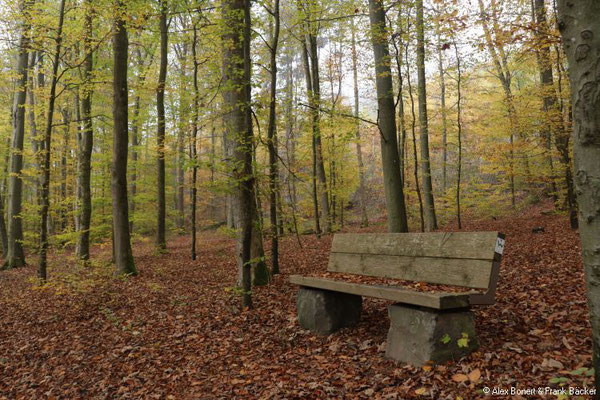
[0, 0, 576, 271]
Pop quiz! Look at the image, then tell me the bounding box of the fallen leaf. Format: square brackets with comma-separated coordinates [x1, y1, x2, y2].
[468, 368, 481, 383]
[452, 374, 469, 383]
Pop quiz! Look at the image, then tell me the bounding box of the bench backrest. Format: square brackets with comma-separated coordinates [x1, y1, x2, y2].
[328, 232, 505, 289]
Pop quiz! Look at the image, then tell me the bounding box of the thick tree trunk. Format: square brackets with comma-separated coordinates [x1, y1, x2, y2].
[222, 0, 254, 309]
[368, 0, 408, 233]
[39, 0, 66, 281]
[267, 0, 280, 275]
[351, 17, 368, 227]
[4, 0, 33, 269]
[557, 1, 600, 393]
[416, 0, 438, 231]
[156, 0, 168, 250]
[77, 1, 93, 260]
[112, 0, 136, 275]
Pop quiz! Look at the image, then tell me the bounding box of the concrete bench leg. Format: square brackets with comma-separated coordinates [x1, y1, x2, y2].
[386, 304, 479, 365]
[297, 287, 362, 335]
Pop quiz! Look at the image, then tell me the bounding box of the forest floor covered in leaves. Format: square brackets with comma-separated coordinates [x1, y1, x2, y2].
[0, 203, 594, 399]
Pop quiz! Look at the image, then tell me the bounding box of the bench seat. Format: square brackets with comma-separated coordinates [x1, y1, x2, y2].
[289, 275, 471, 310]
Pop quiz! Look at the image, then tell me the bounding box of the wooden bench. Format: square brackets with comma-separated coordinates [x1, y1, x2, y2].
[289, 231, 505, 365]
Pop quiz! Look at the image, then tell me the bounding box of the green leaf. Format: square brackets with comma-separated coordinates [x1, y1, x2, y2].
[457, 332, 469, 348]
[549, 377, 569, 384]
[440, 334, 451, 344]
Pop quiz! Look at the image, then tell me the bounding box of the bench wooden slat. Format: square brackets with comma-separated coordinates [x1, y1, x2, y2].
[328, 253, 492, 289]
[330, 232, 500, 261]
[289, 275, 471, 310]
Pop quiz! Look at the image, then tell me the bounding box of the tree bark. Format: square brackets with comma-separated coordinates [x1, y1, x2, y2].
[191, 23, 199, 260]
[267, 0, 280, 275]
[77, 1, 93, 260]
[436, 23, 448, 193]
[4, 0, 33, 269]
[222, 0, 254, 309]
[535, 0, 578, 229]
[308, 29, 331, 234]
[351, 16, 368, 227]
[39, 0, 66, 281]
[416, 0, 438, 231]
[454, 41, 463, 230]
[298, 21, 320, 237]
[156, 0, 168, 250]
[368, 0, 408, 233]
[557, 1, 600, 392]
[112, 0, 136, 275]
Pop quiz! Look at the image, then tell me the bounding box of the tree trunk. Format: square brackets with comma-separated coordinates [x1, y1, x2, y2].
[38, 0, 66, 281]
[4, 0, 33, 269]
[112, 0, 136, 275]
[436, 24, 448, 193]
[557, 1, 600, 392]
[416, 0, 438, 231]
[308, 30, 331, 234]
[299, 24, 320, 237]
[368, 0, 408, 233]
[406, 38, 425, 232]
[156, 0, 168, 250]
[76, 1, 94, 260]
[351, 16, 368, 227]
[222, 0, 254, 309]
[479, 0, 518, 208]
[454, 41, 463, 230]
[267, 0, 280, 275]
[191, 23, 199, 260]
[535, 0, 578, 229]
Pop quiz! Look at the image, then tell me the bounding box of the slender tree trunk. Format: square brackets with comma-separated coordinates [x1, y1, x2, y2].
[76, 1, 94, 260]
[368, 0, 408, 233]
[39, 0, 66, 281]
[4, 0, 33, 269]
[406, 40, 425, 232]
[156, 0, 168, 250]
[299, 27, 320, 237]
[60, 109, 69, 231]
[129, 48, 147, 233]
[416, 0, 437, 231]
[351, 17, 368, 227]
[222, 0, 254, 309]
[191, 24, 199, 260]
[454, 41, 463, 229]
[308, 30, 331, 234]
[112, 0, 136, 275]
[557, 1, 600, 392]
[267, 0, 280, 275]
[479, 0, 518, 208]
[535, 0, 578, 229]
[436, 25, 448, 193]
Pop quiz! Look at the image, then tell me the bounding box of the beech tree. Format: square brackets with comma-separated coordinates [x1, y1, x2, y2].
[3, 0, 33, 270]
[416, 0, 437, 231]
[112, 0, 136, 275]
[156, 0, 168, 251]
[367, 0, 408, 233]
[557, 0, 600, 389]
[222, 0, 255, 309]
